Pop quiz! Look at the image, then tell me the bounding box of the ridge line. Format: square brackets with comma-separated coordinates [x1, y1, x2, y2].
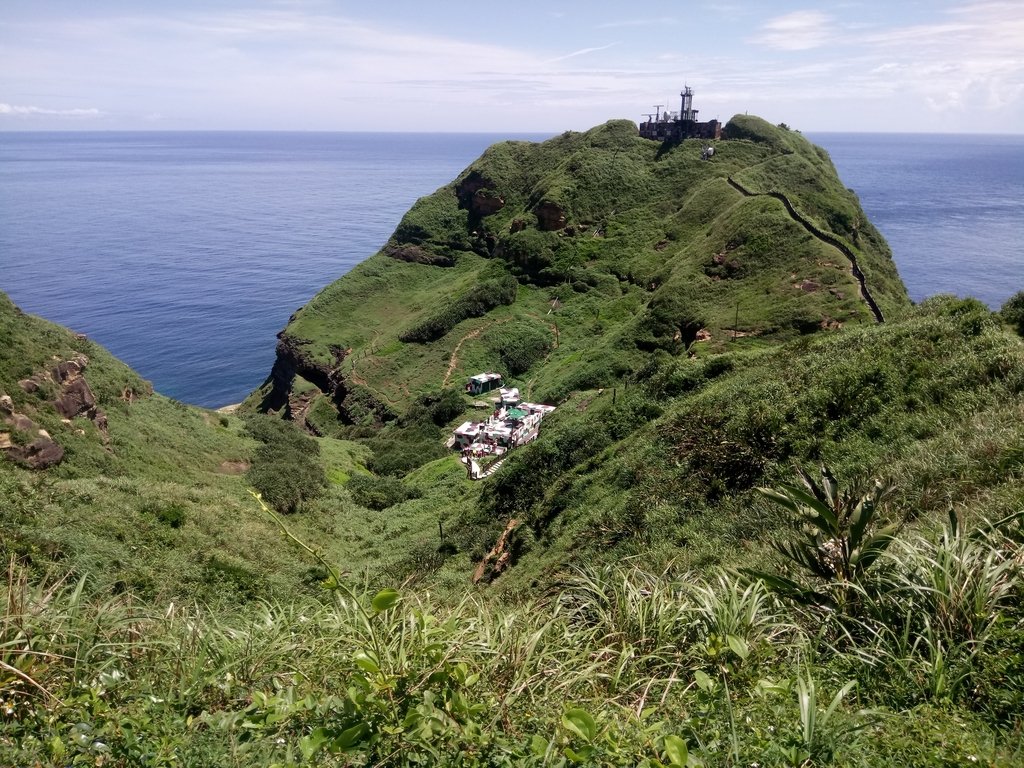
[726, 176, 885, 323]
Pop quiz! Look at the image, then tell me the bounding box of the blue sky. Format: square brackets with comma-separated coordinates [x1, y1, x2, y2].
[2, 1, 1021, 132]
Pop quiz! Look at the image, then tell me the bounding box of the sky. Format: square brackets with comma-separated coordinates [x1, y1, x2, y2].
[1, 1, 1022, 133]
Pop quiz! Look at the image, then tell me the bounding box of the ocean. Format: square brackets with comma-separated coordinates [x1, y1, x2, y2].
[809, 132, 1024, 308]
[1, 131, 1021, 408]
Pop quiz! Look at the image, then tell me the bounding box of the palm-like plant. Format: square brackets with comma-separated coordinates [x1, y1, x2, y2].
[745, 465, 899, 611]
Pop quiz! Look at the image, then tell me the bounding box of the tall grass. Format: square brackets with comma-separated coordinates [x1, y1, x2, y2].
[2, 504, 1021, 766]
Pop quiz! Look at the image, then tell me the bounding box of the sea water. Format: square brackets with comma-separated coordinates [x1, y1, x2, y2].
[0, 132, 544, 406]
[809, 132, 1024, 308]
[1, 131, 1021, 407]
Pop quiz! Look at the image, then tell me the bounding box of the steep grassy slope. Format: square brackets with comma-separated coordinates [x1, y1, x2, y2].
[469, 296, 1024, 591]
[3, 121, 1024, 765]
[0, 292, 378, 602]
[247, 116, 909, 430]
[236, 116, 1023, 593]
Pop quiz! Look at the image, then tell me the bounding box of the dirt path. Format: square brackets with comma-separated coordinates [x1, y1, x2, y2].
[727, 176, 884, 323]
[442, 312, 559, 392]
[442, 327, 487, 387]
[523, 315, 560, 400]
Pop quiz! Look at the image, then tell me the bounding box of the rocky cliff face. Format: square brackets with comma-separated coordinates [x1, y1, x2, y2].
[256, 333, 345, 415]
[254, 331, 395, 431]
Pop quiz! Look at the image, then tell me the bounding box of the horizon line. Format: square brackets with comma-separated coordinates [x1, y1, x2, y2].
[2, 127, 1022, 137]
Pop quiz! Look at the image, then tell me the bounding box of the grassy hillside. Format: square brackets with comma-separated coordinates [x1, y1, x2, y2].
[4, 513, 1023, 766]
[0, 292, 383, 602]
[235, 116, 1024, 595]
[247, 116, 909, 430]
[3, 118, 1023, 765]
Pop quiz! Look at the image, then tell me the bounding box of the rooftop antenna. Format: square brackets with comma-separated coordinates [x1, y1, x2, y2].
[643, 113, 656, 123]
[653, 104, 664, 121]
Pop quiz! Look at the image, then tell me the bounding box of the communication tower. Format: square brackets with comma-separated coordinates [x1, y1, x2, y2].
[680, 86, 698, 123]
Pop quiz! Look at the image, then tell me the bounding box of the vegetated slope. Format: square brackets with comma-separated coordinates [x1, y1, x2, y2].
[2, 125, 1024, 765]
[248, 116, 909, 431]
[469, 296, 1024, 589]
[236, 117, 1024, 592]
[3, 297, 1023, 762]
[0, 292, 373, 602]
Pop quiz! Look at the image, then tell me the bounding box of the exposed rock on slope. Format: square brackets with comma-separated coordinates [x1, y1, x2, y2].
[0, 394, 64, 469]
[1, 350, 116, 469]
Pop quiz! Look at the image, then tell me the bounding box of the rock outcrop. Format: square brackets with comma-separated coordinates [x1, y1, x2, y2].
[533, 201, 567, 231]
[0, 394, 64, 469]
[1, 353, 113, 470]
[257, 333, 393, 431]
[456, 171, 505, 218]
[50, 354, 109, 439]
[382, 243, 455, 267]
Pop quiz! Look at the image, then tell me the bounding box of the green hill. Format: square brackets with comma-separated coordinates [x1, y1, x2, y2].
[239, 116, 984, 589]
[248, 117, 908, 431]
[2, 118, 1024, 765]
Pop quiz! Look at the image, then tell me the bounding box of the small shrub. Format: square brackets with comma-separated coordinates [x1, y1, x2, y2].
[402, 388, 467, 428]
[243, 414, 326, 513]
[1001, 290, 1024, 335]
[144, 501, 186, 529]
[366, 424, 447, 476]
[634, 294, 705, 352]
[348, 474, 422, 510]
[203, 555, 267, 599]
[400, 273, 518, 343]
[484, 321, 552, 375]
[744, 464, 899, 613]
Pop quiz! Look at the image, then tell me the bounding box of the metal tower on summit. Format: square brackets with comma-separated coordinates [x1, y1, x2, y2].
[639, 86, 721, 142]
[680, 86, 697, 123]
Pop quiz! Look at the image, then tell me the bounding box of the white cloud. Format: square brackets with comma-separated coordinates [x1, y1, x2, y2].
[848, 1, 1024, 118]
[545, 42, 619, 64]
[752, 10, 832, 51]
[596, 18, 676, 29]
[1, 2, 1021, 132]
[0, 102, 102, 117]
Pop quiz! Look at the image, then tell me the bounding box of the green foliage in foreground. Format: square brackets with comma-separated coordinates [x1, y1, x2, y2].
[2, 501, 1022, 766]
[745, 465, 902, 611]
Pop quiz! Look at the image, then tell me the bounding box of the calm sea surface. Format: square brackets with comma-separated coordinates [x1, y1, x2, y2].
[809, 132, 1023, 308]
[1, 131, 1021, 407]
